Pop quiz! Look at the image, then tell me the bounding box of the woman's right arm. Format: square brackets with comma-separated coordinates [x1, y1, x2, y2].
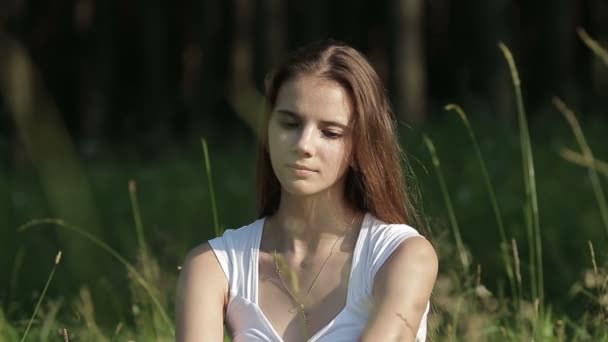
[176, 242, 229, 342]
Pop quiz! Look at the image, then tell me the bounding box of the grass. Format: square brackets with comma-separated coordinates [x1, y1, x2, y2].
[4, 119, 608, 340]
[2, 33, 608, 341]
[553, 98, 608, 237]
[423, 134, 470, 272]
[500, 41, 544, 337]
[444, 104, 517, 312]
[20, 251, 61, 342]
[202, 138, 222, 237]
[16, 218, 173, 336]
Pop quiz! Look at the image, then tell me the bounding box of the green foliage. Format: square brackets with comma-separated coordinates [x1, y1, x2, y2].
[0, 311, 19, 342]
[2, 114, 607, 340]
[3, 36, 608, 339]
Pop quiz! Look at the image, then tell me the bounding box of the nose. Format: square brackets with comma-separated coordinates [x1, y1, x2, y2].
[294, 126, 314, 157]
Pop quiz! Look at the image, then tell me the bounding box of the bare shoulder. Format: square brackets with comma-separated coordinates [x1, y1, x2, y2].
[362, 236, 438, 341]
[176, 241, 229, 342]
[375, 236, 438, 292]
[183, 242, 221, 271]
[179, 241, 229, 304]
[391, 236, 438, 271]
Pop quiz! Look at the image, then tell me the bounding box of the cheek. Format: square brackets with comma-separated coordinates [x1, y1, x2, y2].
[323, 141, 352, 171]
[267, 124, 289, 163]
[268, 121, 290, 144]
[267, 128, 278, 159]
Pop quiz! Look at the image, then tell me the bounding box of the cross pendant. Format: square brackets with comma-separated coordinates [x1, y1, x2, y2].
[300, 304, 308, 322]
[288, 304, 308, 322]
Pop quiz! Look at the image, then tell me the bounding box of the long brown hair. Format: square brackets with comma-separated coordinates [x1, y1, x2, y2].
[256, 40, 420, 226]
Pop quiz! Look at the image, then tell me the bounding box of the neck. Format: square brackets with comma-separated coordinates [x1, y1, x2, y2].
[266, 188, 361, 258]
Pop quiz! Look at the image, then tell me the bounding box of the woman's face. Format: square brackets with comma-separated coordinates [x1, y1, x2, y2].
[268, 75, 354, 197]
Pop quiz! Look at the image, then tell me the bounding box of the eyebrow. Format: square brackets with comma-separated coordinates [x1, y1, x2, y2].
[275, 109, 349, 129]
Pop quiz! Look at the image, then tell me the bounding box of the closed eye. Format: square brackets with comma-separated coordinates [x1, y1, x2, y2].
[322, 130, 342, 139]
[280, 121, 300, 129]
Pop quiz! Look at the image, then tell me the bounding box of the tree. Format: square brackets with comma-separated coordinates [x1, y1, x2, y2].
[392, 0, 427, 125]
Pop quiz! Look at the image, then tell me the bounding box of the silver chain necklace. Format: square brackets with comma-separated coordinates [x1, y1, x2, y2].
[272, 215, 357, 323]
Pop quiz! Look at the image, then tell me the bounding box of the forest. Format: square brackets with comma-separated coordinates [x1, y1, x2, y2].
[1, 0, 608, 340]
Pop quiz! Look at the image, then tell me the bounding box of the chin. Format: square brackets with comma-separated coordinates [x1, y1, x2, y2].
[280, 181, 328, 197]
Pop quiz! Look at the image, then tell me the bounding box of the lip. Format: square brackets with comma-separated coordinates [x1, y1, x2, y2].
[288, 164, 316, 172]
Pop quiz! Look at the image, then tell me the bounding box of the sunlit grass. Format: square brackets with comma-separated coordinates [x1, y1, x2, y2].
[3, 30, 608, 342]
[20, 251, 61, 342]
[17, 218, 173, 336]
[499, 42, 544, 332]
[577, 27, 608, 68]
[553, 98, 608, 237]
[423, 135, 470, 272]
[445, 103, 517, 308]
[6, 119, 608, 340]
[202, 138, 222, 237]
[560, 148, 608, 177]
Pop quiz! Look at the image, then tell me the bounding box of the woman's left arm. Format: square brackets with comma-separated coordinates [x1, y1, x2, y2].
[360, 237, 438, 342]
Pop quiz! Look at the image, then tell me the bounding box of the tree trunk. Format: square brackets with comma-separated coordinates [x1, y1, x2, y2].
[255, 0, 287, 90]
[229, 0, 265, 138]
[140, 0, 171, 142]
[77, 0, 109, 152]
[393, 0, 426, 125]
[477, 0, 513, 123]
[547, 0, 578, 106]
[587, 0, 608, 111]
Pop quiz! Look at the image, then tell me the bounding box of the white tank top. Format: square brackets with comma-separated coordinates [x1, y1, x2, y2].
[208, 212, 430, 342]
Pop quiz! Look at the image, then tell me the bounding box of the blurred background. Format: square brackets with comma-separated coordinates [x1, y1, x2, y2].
[1, 0, 608, 339]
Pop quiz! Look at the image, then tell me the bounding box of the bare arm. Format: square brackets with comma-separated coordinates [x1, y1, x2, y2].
[176, 242, 229, 342]
[360, 237, 438, 341]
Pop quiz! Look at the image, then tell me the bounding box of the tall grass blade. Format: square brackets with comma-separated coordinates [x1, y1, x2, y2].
[17, 219, 174, 333]
[511, 239, 522, 302]
[423, 135, 470, 271]
[445, 104, 516, 299]
[577, 27, 608, 68]
[588, 240, 601, 302]
[524, 203, 537, 302]
[128, 180, 148, 257]
[21, 251, 62, 342]
[128, 179, 154, 283]
[202, 138, 221, 237]
[8, 246, 25, 311]
[553, 98, 608, 237]
[560, 148, 608, 177]
[499, 42, 544, 318]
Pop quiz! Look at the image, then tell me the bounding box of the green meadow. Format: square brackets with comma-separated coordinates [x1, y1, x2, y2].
[2, 44, 608, 341]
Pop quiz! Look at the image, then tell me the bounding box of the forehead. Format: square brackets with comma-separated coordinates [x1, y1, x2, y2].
[274, 75, 353, 125]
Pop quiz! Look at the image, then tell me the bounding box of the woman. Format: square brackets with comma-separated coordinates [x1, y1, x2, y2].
[176, 40, 438, 342]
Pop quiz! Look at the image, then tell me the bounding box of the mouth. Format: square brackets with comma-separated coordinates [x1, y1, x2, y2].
[287, 164, 317, 176]
[288, 164, 316, 172]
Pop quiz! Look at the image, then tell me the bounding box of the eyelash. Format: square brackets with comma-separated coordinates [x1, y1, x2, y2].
[279, 121, 342, 139]
[280, 121, 299, 129]
[322, 130, 341, 139]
